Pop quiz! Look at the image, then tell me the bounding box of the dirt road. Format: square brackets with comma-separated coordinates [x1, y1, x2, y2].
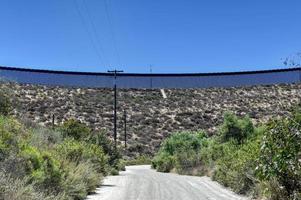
[87, 165, 247, 200]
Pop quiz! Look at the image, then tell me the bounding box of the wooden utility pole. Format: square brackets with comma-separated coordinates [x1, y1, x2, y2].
[108, 69, 123, 148]
[124, 109, 127, 148]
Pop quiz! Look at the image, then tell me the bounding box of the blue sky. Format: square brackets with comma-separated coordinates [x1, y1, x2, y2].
[0, 0, 300, 73]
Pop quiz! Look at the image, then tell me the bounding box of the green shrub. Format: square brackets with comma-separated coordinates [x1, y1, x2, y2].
[152, 152, 175, 172]
[0, 171, 62, 200]
[212, 136, 261, 195]
[124, 155, 152, 166]
[62, 161, 102, 199]
[0, 114, 118, 199]
[160, 131, 205, 155]
[60, 119, 90, 140]
[0, 90, 12, 116]
[29, 127, 63, 150]
[153, 131, 205, 173]
[55, 139, 108, 174]
[20, 145, 63, 193]
[0, 116, 26, 160]
[117, 160, 126, 171]
[153, 110, 301, 199]
[199, 137, 224, 173]
[110, 168, 119, 176]
[219, 112, 254, 144]
[87, 131, 121, 169]
[174, 149, 201, 175]
[153, 113, 263, 196]
[257, 118, 301, 199]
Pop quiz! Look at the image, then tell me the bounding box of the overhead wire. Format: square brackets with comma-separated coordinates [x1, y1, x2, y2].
[82, 0, 111, 67]
[103, 0, 122, 68]
[73, 0, 106, 68]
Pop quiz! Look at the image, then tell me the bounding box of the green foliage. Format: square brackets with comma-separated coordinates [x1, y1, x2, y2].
[110, 168, 119, 176]
[161, 131, 205, 155]
[60, 119, 90, 140]
[62, 161, 102, 200]
[29, 127, 63, 149]
[174, 149, 201, 175]
[199, 137, 224, 171]
[0, 116, 25, 160]
[213, 137, 261, 194]
[0, 171, 65, 200]
[20, 145, 62, 193]
[124, 155, 152, 166]
[55, 138, 108, 174]
[87, 131, 121, 170]
[117, 160, 126, 171]
[220, 112, 254, 144]
[257, 118, 301, 199]
[0, 90, 12, 116]
[152, 152, 175, 172]
[0, 115, 121, 199]
[60, 122, 121, 172]
[153, 110, 301, 199]
[152, 112, 262, 196]
[152, 131, 205, 173]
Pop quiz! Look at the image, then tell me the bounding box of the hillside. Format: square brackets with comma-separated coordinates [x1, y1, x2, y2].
[3, 82, 301, 156]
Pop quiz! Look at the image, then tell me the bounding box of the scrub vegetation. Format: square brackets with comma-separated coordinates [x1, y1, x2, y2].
[0, 92, 124, 200]
[123, 155, 152, 166]
[153, 110, 301, 199]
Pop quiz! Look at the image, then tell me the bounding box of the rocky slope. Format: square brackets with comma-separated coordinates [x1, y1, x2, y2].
[3, 82, 301, 156]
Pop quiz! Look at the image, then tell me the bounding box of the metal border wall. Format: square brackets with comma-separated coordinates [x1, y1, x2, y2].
[0, 66, 300, 89]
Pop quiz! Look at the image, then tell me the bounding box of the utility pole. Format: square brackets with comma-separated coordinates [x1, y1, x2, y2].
[124, 109, 127, 149]
[52, 114, 55, 129]
[108, 69, 123, 148]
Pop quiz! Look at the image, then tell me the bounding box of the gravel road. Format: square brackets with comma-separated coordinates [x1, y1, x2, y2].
[87, 165, 248, 200]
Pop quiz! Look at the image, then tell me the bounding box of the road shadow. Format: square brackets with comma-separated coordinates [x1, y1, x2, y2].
[101, 184, 115, 187]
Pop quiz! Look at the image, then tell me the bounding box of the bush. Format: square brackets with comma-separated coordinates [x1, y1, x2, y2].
[152, 112, 262, 196]
[62, 161, 102, 199]
[0, 113, 120, 199]
[174, 149, 201, 175]
[160, 131, 205, 155]
[212, 137, 261, 195]
[152, 152, 175, 172]
[110, 168, 119, 176]
[152, 131, 205, 173]
[29, 127, 63, 150]
[257, 118, 301, 199]
[60, 119, 90, 140]
[199, 137, 224, 174]
[0, 116, 25, 160]
[117, 160, 126, 171]
[20, 145, 63, 193]
[0, 90, 12, 116]
[0, 171, 65, 200]
[219, 112, 254, 144]
[124, 155, 152, 166]
[87, 131, 121, 169]
[55, 139, 108, 174]
[153, 110, 301, 199]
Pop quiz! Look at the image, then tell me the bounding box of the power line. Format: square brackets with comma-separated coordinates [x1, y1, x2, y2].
[73, 0, 106, 67]
[104, 0, 122, 67]
[82, 0, 111, 67]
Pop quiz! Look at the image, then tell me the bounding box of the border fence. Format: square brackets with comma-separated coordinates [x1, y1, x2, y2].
[0, 66, 300, 89]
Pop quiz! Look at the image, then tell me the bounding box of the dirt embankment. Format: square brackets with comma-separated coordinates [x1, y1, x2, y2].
[3, 82, 300, 156]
